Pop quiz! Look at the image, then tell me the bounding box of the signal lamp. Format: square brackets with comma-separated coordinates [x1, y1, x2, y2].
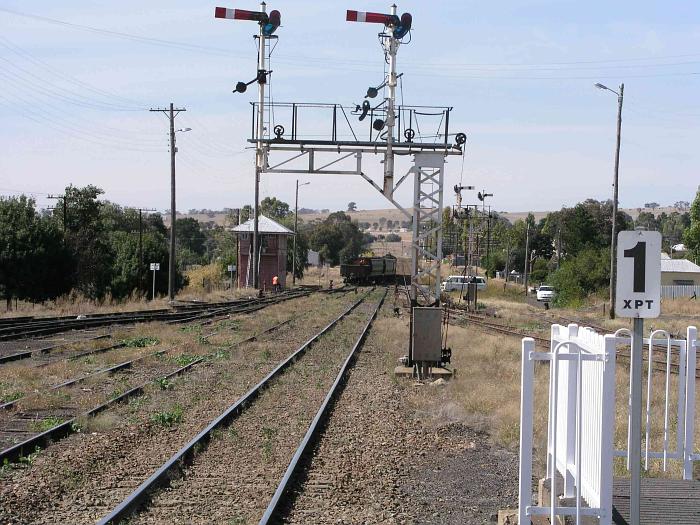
[234, 81, 248, 93]
[373, 119, 385, 131]
[455, 132, 467, 145]
[366, 87, 378, 99]
[358, 100, 371, 121]
[262, 10, 281, 36]
[393, 13, 412, 39]
[216, 7, 281, 36]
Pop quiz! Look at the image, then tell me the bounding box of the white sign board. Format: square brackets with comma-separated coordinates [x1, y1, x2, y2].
[150, 263, 160, 271]
[616, 230, 661, 318]
[227, 265, 236, 272]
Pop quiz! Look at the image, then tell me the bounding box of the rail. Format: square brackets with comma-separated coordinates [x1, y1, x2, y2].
[97, 290, 374, 524]
[259, 289, 386, 523]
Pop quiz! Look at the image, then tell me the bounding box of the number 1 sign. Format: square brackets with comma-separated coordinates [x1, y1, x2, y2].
[616, 230, 661, 318]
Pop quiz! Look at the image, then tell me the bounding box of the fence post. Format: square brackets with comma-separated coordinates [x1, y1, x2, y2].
[599, 334, 617, 524]
[684, 326, 697, 480]
[519, 338, 536, 525]
[563, 324, 579, 498]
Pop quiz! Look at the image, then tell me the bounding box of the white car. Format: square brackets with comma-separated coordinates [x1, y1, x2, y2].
[441, 275, 487, 292]
[536, 285, 556, 302]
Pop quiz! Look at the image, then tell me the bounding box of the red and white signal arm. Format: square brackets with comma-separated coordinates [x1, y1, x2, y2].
[616, 230, 661, 318]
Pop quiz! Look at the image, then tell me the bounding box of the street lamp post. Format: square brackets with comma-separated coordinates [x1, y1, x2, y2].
[292, 180, 310, 285]
[595, 82, 624, 319]
[167, 125, 192, 302]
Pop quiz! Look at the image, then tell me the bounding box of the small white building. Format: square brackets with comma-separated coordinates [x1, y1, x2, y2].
[661, 257, 700, 286]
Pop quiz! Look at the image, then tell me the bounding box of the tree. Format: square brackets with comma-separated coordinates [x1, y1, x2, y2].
[347, 201, 357, 212]
[0, 196, 72, 309]
[175, 217, 207, 259]
[309, 211, 366, 265]
[260, 197, 291, 220]
[675, 201, 690, 211]
[57, 185, 114, 299]
[644, 202, 660, 210]
[684, 188, 700, 260]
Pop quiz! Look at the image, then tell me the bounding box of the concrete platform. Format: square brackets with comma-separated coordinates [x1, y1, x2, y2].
[393, 365, 455, 379]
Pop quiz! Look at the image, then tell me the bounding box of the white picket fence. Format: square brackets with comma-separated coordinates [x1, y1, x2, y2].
[661, 285, 700, 299]
[519, 324, 699, 525]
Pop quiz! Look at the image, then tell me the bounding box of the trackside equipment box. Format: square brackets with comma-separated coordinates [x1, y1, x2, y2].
[411, 307, 442, 361]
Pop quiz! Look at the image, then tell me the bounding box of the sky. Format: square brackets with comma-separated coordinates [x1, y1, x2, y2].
[1, 1, 699, 215]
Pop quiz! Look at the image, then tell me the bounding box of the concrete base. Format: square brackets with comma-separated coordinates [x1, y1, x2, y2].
[393, 365, 455, 379]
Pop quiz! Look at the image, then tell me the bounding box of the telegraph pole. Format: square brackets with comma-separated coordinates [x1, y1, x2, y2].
[292, 180, 310, 285]
[610, 84, 624, 319]
[150, 103, 186, 302]
[131, 208, 157, 295]
[524, 222, 530, 295]
[47, 194, 67, 232]
[595, 81, 624, 319]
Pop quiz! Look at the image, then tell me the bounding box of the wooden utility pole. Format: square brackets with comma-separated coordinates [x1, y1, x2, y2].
[150, 103, 186, 302]
[609, 83, 624, 319]
[524, 222, 530, 295]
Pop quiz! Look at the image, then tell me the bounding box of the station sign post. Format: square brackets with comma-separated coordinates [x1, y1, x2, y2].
[615, 230, 661, 525]
[150, 262, 160, 300]
[228, 264, 236, 290]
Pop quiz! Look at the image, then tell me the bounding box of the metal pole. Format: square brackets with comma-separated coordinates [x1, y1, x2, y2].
[486, 209, 491, 274]
[524, 222, 530, 295]
[293, 179, 299, 285]
[168, 102, 177, 302]
[252, 1, 267, 292]
[152, 268, 156, 300]
[557, 227, 562, 269]
[610, 83, 624, 319]
[138, 209, 143, 294]
[629, 316, 643, 525]
[383, 3, 398, 197]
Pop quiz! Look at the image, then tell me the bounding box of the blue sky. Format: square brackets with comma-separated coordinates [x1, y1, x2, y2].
[1, 1, 698, 214]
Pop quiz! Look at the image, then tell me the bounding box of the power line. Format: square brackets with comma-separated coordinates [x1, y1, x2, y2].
[4, 6, 700, 76]
[0, 36, 152, 109]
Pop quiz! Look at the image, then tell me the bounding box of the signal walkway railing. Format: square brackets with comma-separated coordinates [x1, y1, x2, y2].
[519, 324, 617, 525]
[519, 324, 699, 525]
[612, 326, 697, 481]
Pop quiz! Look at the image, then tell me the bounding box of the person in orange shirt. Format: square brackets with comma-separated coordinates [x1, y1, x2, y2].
[272, 275, 280, 293]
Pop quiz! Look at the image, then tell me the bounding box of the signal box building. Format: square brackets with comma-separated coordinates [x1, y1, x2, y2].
[231, 215, 294, 290]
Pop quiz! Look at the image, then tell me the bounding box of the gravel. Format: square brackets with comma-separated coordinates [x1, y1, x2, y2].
[0, 292, 361, 525]
[130, 292, 383, 524]
[283, 310, 519, 525]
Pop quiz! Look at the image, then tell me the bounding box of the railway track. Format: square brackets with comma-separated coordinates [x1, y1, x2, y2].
[448, 308, 699, 378]
[0, 290, 308, 341]
[0, 290, 316, 464]
[0, 290, 309, 365]
[96, 288, 385, 524]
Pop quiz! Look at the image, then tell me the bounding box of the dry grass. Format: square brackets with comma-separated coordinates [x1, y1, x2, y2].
[377, 289, 700, 482]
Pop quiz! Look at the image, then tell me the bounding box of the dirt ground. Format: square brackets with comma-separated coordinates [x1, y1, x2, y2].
[0, 290, 527, 524]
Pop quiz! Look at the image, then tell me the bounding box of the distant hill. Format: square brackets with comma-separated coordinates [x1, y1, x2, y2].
[163, 205, 687, 228]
